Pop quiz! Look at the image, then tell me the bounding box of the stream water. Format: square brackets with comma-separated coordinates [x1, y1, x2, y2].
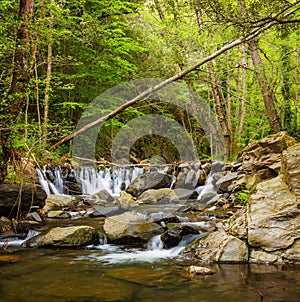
[4, 166, 298, 301]
[1, 247, 300, 302]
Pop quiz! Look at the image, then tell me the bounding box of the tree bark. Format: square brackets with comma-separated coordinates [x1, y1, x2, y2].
[249, 40, 281, 133]
[49, 3, 298, 150]
[0, 0, 34, 183]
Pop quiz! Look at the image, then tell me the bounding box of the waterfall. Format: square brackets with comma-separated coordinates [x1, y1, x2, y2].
[197, 172, 216, 200]
[37, 166, 144, 196]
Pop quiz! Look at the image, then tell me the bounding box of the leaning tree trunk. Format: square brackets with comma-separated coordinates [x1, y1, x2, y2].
[249, 40, 281, 134]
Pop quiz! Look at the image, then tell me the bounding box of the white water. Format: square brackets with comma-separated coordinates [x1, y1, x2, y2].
[197, 172, 216, 200]
[37, 166, 144, 196]
[79, 234, 201, 265]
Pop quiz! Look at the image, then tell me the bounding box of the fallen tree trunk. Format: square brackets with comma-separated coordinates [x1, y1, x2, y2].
[50, 3, 299, 150]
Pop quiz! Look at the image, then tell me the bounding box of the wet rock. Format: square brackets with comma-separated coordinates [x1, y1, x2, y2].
[92, 189, 115, 203]
[249, 249, 281, 264]
[283, 239, 300, 261]
[247, 176, 300, 252]
[174, 188, 198, 200]
[187, 265, 214, 275]
[47, 210, 71, 219]
[0, 184, 46, 217]
[103, 212, 163, 246]
[0, 216, 12, 233]
[89, 206, 123, 218]
[25, 225, 96, 247]
[65, 181, 82, 195]
[126, 172, 172, 197]
[25, 212, 43, 222]
[137, 188, 178, 204]
[183, 228, 248, 263]
[161, 225, 199, 248]
[198, 192, 217, 204]
[282, 143, 300, 197]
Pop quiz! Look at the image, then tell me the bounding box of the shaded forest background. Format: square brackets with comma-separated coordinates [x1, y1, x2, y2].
[0, 0, 299, 183]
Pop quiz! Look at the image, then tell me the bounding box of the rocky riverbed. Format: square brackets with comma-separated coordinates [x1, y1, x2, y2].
[1, 131, 299, 265]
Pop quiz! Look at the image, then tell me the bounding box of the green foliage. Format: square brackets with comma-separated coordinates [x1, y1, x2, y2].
[0, 0, 299, 177]
[234, 189, 249, 205]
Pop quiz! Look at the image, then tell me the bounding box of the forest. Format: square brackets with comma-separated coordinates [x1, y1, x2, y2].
[0, 0, 299, 183]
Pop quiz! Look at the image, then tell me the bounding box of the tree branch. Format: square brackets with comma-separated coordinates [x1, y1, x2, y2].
[49, 2, 300, 150]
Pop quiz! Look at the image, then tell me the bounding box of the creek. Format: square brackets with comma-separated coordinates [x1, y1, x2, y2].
[1, 165, 300, 301]
[1, 247, 300, 302]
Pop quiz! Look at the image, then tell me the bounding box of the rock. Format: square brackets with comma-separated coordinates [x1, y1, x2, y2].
[118, 191, 140, 209]
[174, 188, 198, 200]
[47, 210, 71, 219]
[103, 212, 163, 246]
[0, 184, 46, 217]
[249, 249, 281, 264]
[65, 181, 82, 195]
[240, 131, 296, 156]
[283, 239, 300, 261]
[187, 266, 214, 275]
[25, 226, 96, 247]
[282, 143, 300, 197]
[225, 207, 247, 240]
[198, 192, 217, 204]
[89, 206, 123, 218]
[137, 188, 179, 204]
[43, 194, 73, 212]
[0, 216, 12, 233]
[25, 212, 43, 222]
[126, 172, 172, 197]
[161, 225, 199, 248]
[92, 189, 115, 203]
[216, 172, 238, 193]
[247, 176, 300, 252]
[183, 228, 248, 263]
[238, 132, 296, 184]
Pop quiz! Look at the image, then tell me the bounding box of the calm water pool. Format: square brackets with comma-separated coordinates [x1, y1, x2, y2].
[0, 247, 299, 302]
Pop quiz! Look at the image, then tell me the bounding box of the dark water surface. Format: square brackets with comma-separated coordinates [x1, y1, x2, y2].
[0, 248, 299, 302]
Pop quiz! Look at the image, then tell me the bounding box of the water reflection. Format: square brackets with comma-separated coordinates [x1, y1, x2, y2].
[0, 249, 299, 302]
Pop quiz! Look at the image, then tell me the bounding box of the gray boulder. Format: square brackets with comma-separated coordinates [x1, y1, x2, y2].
[137, 188, 178, 204]
[25, 226, 96, 247]
[126, 172, 172, 197]
[103, 212, 163, 246]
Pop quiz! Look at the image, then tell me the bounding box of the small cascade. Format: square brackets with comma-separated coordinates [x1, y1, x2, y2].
[197, 172, 216, 200]
[88, 233, 202, 264]
[37, 166, 144, 196]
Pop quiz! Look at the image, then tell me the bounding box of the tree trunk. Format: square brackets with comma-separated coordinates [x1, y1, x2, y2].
[249, 40, 281, 133]
[0, 0, 34, 184]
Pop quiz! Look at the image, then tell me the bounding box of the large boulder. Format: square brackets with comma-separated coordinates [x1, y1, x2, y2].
[125, 172, 172, 197]
[25, 225, 96, 247]
[103, 212, 163, 246]
[238, 131, 296, 184]
[282, 143, 300, 198]
[183, 228, 248, 263]
[0, 184, 46, 216]
[247, 176, 300, 252]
